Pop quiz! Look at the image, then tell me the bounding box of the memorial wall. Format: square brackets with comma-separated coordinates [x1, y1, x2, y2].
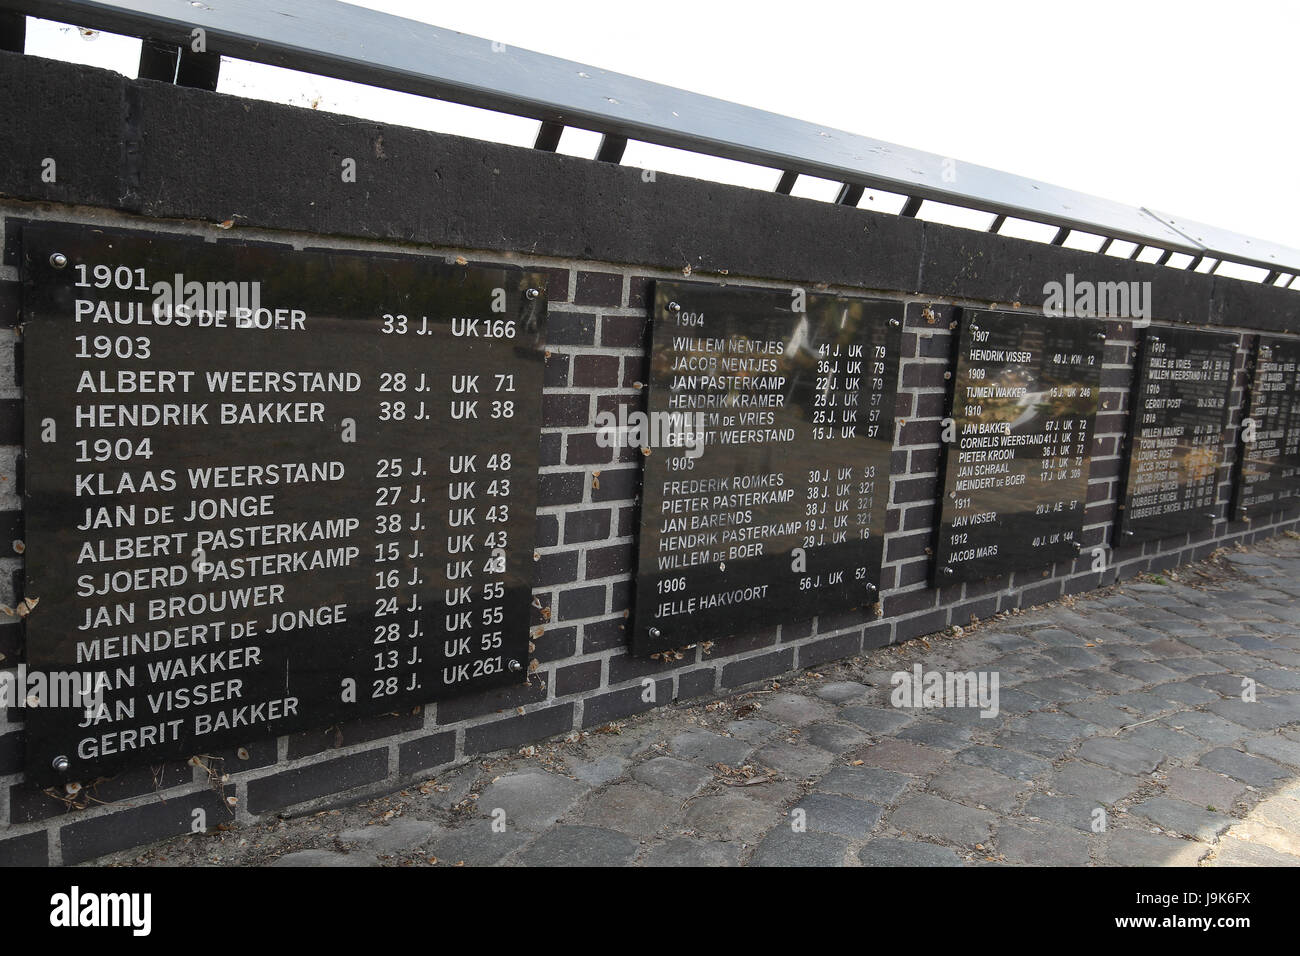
[0, 51, 1298, 864]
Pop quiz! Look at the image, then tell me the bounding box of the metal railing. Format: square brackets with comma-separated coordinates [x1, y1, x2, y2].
[2, 0, 1298, 285]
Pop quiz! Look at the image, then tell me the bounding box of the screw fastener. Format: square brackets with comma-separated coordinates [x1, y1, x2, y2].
[667, 301, 681, 313]
[508, 659, 523, 673]
[648, 627, 661, 639]
[51, 755, 70, 772]
[49, 253, 67, 269]
[525, 287, 540, 300]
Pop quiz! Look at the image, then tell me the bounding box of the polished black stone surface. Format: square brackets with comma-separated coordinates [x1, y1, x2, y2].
[20, 223, 545, 783]
[1118, 327, 1237, 543]
[631, 282, 900, 656]
[933, 309, 1104, 585]
[1233, 335, 1300, 518]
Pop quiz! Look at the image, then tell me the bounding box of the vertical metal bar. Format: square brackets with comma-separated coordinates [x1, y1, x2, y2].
[1050, 226, 1069, 246]
[175, 49, 221, 91]
[1156, 250, 1173, 266]
[1264, 270, 1280, 285]
[834, 183, 863, 206]
[774, 171, 798, 194]
[1098, 237, 1114, 255]
[1209, 259, 1222, 274]
[1186, 255, 1203, 271]
[988, 214, 1006, 234]
[1129, 245, 1144, 261]
[594, 133, 627, 164]
[138, 37, 179, 82]
[0, 11, 24, 53]
[533, 121, 564, 152]
[899, 196, 923, 218]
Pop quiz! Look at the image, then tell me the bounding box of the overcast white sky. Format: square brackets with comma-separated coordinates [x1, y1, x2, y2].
[24, 0, 1300, 266]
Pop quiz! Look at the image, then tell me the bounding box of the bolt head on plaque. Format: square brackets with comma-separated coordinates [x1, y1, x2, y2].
[943, 566, 954, 576]
[48, 252, 68, 269]
[667, 301, 681, 313]
[1097, 332, 1107, 340]
[525, 287, 540, 300]
[508, 659, 523, 673]
[51, 755, 70, 772]
[648, 627, 661, 639]
[889, 318, 901, 327]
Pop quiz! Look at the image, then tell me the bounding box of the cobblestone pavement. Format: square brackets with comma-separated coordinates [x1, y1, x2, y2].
[108, 538, 1300, 867]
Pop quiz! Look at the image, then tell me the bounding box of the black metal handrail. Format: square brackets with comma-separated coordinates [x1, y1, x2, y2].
[2, 0, 1297, 284]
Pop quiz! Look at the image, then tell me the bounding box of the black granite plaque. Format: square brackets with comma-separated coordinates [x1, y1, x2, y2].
[933, 309, 1104, 584]
[631, 282, 900, 656]
[1118, 327, 1237, 542]
[19, 223, 546, 784]
[1233, 335, 1300, 518]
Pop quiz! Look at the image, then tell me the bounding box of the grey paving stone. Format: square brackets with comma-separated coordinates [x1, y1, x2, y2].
[995, 689, 1050, 716]
[888, 794, 996, 847]
[1191, 673, 1252, 697]
[1040, 645, 1105, 669]
[1160, 767, 1247, 811]
[1062, 700, 1133, 730]
[793, 793, 883, 839]
[669, 730, 753, 768]
[682, 792, 776, 843]
[840, 705, 916, 735]
[1032, 628, 1087, 647]
[855, 738, 950, 775]
[1068, 670, 1147, 695]
[1112, 660, 1182, 683]
[1076, 738, 1163, 775]
[1017, 678, 1094, 703]
[272, 849, 376, 867]
[1245, 733, 1300, 768]
[1103, 829, 1207, 866]
[517, 826, 639, 867]
[759, 692, 836, 725]
[1049, 761, 1137, 804]
[1009, 711, 1102, 743]
[929, 764, 1023, 813]
[982, 633, 1038, 653]
[567, 755, 631, 787]
[1117, 724, 1204, 760]
[582, 782, 679, 837]
[338, 819, 436, 853]
[803, 721, 870, 753]
[632, 756, 713, 798]
[895, 720, 975, 751]
[1198, 747, 1289, 787]
[814, 681, 870, 703]
[642, 837, 742, 867]
[1164, 711, 1250, 745]
[725, 717, 782, 742]
[424, 820, 530, 867]
[858, 838, 964, 867]
[477, 771, 588, 832]
[1207, 698, 1295, 730]
[1253, 668, 1300, 691]
[955, 745, 1052, 782]
[992, 732, 1069, 760]
[1108, 692, 1176, 717]
[995, 820, 1091, 866]
[748, 828, 852, 867]
[1129, 797, 1236, 842]
[752, 741, 835, 780]
[817, 765, 913, 805]
[1147, 682, 1220, 707]
[1025, 793, 1107, 832]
